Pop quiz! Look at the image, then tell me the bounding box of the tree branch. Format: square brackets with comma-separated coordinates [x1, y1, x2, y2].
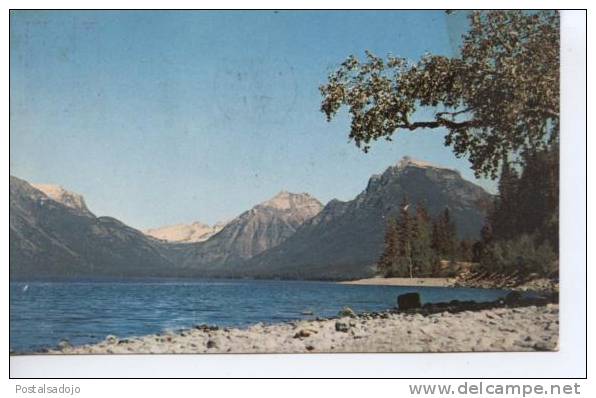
[397, 118, 481, 131]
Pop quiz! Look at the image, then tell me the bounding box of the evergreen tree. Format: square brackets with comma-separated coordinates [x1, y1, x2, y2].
[479, 148, 559, 276]
[380, 200, 486, 278]
[411, 201, 436, 276]
[480, 221, 493, 244]
[377, 217, 399, 277]
[471, 221, 493, 262]
[396, 197, 414, 278]
[515, 149, 559, 251]
[458, 240, 474, 262]
[442, 208, 457, 257]
[431, 207, 457, 259]
[491, 160, 520, 240]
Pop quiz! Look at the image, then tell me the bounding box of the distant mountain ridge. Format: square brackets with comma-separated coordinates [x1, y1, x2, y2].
[244, 157, 492, 279]
[145, 221, 227, 243]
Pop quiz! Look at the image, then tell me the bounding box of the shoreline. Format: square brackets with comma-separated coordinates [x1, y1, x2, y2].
[339, 277, 455, 287]
[37, 299, 558, 355]
[341, 276, 559, 294]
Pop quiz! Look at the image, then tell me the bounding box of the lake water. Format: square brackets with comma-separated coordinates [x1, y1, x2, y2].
[10, 279, 510, 353]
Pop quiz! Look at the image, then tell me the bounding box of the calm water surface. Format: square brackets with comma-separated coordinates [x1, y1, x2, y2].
[10, 279, 510, 353]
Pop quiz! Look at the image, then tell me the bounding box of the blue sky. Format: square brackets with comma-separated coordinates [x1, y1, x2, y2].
[10, 10, 494, 229]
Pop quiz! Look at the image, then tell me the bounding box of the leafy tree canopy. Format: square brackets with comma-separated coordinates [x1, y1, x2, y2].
[320, 10, 559, 178]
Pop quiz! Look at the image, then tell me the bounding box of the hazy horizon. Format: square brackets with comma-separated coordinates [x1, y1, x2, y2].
[10, 10, 497, 230]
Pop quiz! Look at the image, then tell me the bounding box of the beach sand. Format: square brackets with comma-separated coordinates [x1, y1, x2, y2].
[48, 304, 558, 354]
[339, 277, 454, 287]
[340, 276, 559, 294]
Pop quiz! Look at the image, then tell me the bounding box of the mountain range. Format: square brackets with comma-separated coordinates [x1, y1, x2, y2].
[244, 157, 492, 279]
[10, 176, 175, 278]
[9, 157, 492, 280]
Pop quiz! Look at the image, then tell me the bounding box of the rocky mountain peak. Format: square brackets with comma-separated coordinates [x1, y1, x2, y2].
[258, 191, 323, 213]
[396, 156, 460, 174]
[398, 156, 435, 169]
[31, 183, 93, 216]
[365, 157, 463, 194]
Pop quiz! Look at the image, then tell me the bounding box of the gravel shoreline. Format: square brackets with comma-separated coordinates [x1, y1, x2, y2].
[45, 303, 558, 354]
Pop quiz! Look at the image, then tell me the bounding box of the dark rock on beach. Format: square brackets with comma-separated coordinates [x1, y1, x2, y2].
[397, 292, 422, 310]
[335, 321, 350, 332]
[504, 291, 524, 305]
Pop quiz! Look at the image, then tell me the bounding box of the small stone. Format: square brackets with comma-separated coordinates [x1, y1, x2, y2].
[305, 345, 315, 351]
[533, 341, 550, 351]
[544, 323, 551, 331]
[335, 321, 349, 332]
[105, 335, 118, 344]
[206, 339, 217, 349]
[293, 330, 311, 338]
[57, 340, 71, 350]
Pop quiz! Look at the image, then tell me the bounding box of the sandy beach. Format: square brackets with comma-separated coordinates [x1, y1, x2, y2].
[339, 277, 455, 287]
[341, 276, 559, 295]
[47, 303, 558, 354]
